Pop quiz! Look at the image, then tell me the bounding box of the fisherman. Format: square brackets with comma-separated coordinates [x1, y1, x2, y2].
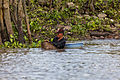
[50, 27, 66, 49]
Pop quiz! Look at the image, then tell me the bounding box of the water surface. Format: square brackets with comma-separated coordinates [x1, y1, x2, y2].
[0, 40, 120, 80]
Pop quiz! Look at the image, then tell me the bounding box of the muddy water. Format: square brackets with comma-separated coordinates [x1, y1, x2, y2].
[0, 40, 120, 80]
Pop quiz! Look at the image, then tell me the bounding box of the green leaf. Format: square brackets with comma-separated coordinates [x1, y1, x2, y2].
[10, 34, 14, 38]
[50, 38, 54, 42]
[10, 38, 13, 43]
[4, 41, 10, 47]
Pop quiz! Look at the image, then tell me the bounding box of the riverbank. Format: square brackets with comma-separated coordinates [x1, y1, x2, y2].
[28, 1, 120, 41]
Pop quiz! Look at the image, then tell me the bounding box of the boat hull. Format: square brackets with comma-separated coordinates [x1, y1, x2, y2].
[65, 43, 83, 48]
[41, 41, 83, 50]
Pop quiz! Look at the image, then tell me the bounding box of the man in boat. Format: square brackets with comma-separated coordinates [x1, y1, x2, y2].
[41, 27, 66, 50]
[50, 27, 66, 49]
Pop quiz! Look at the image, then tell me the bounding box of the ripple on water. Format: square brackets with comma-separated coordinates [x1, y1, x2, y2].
[0, 40, 120, 80]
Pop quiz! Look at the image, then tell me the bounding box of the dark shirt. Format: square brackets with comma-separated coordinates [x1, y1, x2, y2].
[51, 37, 66, 49]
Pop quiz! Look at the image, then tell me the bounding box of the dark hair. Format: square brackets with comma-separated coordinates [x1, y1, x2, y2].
[57, 27, 64, 34]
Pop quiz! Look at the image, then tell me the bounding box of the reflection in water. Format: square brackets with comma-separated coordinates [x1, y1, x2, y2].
[0, 40, 120, 80]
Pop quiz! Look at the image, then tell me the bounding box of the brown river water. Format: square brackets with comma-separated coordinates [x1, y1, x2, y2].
[0, 40, 120, 80]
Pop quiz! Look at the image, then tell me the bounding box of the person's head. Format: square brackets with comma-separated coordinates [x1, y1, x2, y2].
[56, 27, 64, 38]
[57, 32, 63, 38]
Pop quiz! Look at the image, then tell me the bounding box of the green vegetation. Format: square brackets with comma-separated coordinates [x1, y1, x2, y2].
[27, 0, 119, 40]
[1, 0, 120, 48]
[0, 34, 42, 48]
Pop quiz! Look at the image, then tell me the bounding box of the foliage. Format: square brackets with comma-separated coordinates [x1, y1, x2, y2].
[0, 0, 120, 49]
[27, 0, 120, 40]
[1, 0, 120, 48]
[0, 34, 42, 48]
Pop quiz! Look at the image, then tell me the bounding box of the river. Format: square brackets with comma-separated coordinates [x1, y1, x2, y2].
[0, 40, 120, 80]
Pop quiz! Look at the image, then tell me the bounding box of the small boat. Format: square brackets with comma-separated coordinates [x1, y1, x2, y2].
[65, 43, 83, 48]
[41, 41, 83, 50]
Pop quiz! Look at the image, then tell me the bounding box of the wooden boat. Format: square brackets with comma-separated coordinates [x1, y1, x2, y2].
[65, 43, 83, 48]
[41, 41, 83, 50]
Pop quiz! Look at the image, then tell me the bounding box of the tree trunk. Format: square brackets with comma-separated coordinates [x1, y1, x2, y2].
[9, 0, 13, 5]
[0, 0, 32, 45]
[0, 0, 3, 44]
[17, 0, 25, 43]
[0, 33, 2, 44]
[13, 0, 18, 22]
[84, 0, 95, 14]
[3, 0, 13, 36]
[23, 0, 32, 43]
[27, 0, 30, 10]
[10, 0, 19, 32]
[90, 0, 95, 13]
[0, 0, 7, 43]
